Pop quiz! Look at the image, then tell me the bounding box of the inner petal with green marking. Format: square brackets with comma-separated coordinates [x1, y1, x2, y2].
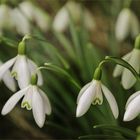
[21, 101, 32, 110]
[11, 71, 18, 80]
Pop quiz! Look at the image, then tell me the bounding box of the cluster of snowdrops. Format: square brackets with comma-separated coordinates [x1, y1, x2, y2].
[0, 34, 140, 128]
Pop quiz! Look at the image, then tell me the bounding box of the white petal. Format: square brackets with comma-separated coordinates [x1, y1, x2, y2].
[124, 94, 140, 121]
[76, 80, 97, 117]
[0, 5, 14, 28]
[92, 82, 103, 105]
[1, 86, 29, 115]
[113, 52, 132, 77]
[115, 8, 131, 41]
[11, 8, 30, 35]
[77, 82, 92, 104]
[39, 89, 52, 115]
[32, 86, 45, 128]
[15, 55, 30, 89]
[84, 10, 95, 31]
[122, 49, 140, 89]
[27, 59, 43, 86]
[0, 57, 16, 79]
[3, 70, 16, 92]
[53, 7, 69, 32]
[125, 91, 140, 109]
[34, 8, 50, 31]
[19, 1, 34, 20]
[101, 84, 119, 119]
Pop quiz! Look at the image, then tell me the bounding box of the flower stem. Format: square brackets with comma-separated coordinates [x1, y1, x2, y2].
[95, 55, 140, 82]
[37, 63, 81, 90]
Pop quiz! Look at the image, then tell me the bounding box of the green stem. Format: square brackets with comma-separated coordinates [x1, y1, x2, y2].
[37, 64, 81, 90]
[123, 0, 132, 8]
[96, 56, 140, 82]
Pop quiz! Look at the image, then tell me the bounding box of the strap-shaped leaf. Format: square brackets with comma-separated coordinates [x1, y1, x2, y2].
[93, 124, 136, 138]
[43, 63, 81, 89]
[79, 134, 126, 139]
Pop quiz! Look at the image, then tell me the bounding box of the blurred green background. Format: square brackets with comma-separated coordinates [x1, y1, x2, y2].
[0, 0, 140, 139]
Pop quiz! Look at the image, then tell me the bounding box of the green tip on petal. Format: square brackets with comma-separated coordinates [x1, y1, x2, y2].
[18, 41, 26, 55]
[31, 74, 38, 85]
[21, 101, 32, 110]
[11, 71, 18, 80]
[93, 98, 102, 105]
[134, 35, 140, 50]
[93, 67, 102, 80]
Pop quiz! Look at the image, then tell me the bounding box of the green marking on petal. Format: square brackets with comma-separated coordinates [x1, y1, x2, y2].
[21, 101, 32, 110]
[11, 71, 18, 80]
[93, 98, 102, 105]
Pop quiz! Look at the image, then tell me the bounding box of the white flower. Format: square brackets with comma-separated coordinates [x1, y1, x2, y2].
[123, 91, 140, 121]
[19, 1, 34, 20]
[11, 8, 31, 35]
[0, 55, 43, 89]
[53, 1, 95, 32]
[115, 8, 139, 41]
[113, 48, 140, 89]
[19, 1, 50, 31]
[1, 84, 51, 128]
[0, 61, 16, 92]
[76, 80, 119, 118]
[33, 8, 50, 31]
[0, 4, 14, 31]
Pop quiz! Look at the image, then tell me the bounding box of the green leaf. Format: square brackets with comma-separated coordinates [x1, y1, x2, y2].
[68, 8, 83, 67]
[0, 36, 17, 48]
[54, 31, 76, 61]
[44, 63, 81, 89]
[79, 134, 127, 139]
[93, 124, 136, 138]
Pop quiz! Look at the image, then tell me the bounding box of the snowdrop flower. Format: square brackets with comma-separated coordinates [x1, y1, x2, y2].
[11, 8, 31, 35]
[19, 1, 34, 20]
[19, 1, 50, 31]
[115, 8, 139, 41]
[0, 5, 14, 32]
[33, 8, 50, 31]
[53, 1, 95, 32]
[123, 91, 140, 121]
[76, 68, 119, 118]
[1, 74, 51, 128]
[0, 40, 43, 89]
[0, 61, 16, 92]
[113, 35, 140, 89]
